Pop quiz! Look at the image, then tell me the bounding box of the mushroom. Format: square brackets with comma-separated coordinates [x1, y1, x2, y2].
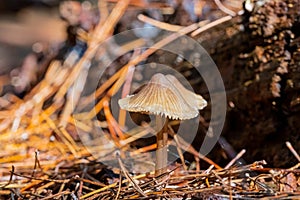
[118, 73, 207, 176]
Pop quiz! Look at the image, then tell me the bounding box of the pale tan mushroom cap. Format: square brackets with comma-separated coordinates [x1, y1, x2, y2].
[118, 73, 207, 120]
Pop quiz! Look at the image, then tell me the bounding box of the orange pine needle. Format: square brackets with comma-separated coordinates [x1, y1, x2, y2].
[103, 100, 125, 140]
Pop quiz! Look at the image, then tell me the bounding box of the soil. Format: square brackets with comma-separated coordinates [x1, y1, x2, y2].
[198, 1, 300, 168]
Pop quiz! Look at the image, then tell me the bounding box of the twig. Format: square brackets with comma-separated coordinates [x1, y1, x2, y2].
[39, 190, 71, 200]
[103, 99, 125, 142]
[219, 136, 246, 166]
[90, 0, 131, 47]
[30, 150, 42, 180]
[114, 173, 122, 200]
[138, 14, 184, 32]
[121, 127, 152, 147]
[0, 166, 14, 188]
[224, 149, 246, 169]
[117, 151, 147, 197]
[167, 125, 188, 170]
[286, 141, 300, 162]
[131, 143, 157, 156]
[214, 0, 237, 16]
[195, 156, 200, 172]
[98, 0, 109, 25]
[228, 170, 233, 200]
[118, 49, 140, 127]
[168, 129, 222, 169]
[172, 133, 188, 171]
[191, 15, 232, 37]
[80, 173, 151, 199]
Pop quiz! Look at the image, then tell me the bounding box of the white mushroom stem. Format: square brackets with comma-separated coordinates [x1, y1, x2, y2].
[155, 116, 169, 176]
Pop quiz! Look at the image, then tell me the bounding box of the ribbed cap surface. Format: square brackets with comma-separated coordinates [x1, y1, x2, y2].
[118, 73, 207, 120]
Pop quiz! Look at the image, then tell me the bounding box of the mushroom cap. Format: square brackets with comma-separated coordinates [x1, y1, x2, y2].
[118, 73, 207, 120]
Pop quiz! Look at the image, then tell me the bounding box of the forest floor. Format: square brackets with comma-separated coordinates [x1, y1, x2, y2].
[0, 0, 300, 199]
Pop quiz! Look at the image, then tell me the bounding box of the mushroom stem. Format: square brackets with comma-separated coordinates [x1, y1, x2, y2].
[155, 116, 169, 176]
